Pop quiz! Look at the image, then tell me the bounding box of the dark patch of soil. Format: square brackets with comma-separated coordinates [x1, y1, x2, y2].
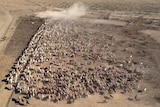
[4, 16, 43, 59]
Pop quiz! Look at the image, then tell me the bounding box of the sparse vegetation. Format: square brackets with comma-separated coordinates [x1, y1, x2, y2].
[157, 21, 160, 26]
[0, 36, 7, 41]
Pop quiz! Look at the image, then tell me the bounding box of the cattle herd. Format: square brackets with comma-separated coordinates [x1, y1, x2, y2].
[5, 19, 143, 104]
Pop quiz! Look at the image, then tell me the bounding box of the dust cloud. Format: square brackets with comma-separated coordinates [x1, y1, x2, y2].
[36, 3, 87, 20]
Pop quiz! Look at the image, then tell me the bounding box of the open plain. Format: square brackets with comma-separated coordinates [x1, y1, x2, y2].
[0, 0, 160, 107]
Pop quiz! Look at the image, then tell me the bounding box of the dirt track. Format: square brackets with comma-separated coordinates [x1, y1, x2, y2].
[0, 6, 13, 41]
[0, 0, 160, 107]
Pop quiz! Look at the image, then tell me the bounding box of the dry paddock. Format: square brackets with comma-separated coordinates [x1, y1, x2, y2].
[4, 15, 160, 107]
[0, 0, 160, 107]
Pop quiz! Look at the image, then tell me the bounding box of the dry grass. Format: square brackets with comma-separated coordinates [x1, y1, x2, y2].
[0, 36, 7, 41]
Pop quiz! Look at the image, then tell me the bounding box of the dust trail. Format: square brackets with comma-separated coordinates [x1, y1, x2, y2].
[36, 2, 87, 20]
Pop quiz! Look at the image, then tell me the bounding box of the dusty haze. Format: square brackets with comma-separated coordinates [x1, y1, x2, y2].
[36, 3, 87, 20]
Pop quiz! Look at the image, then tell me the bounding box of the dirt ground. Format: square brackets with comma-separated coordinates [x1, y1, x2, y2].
[0, 0, 160, 107]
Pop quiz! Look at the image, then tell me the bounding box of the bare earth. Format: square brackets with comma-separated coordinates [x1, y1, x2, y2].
[0, 0, 160, 107]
